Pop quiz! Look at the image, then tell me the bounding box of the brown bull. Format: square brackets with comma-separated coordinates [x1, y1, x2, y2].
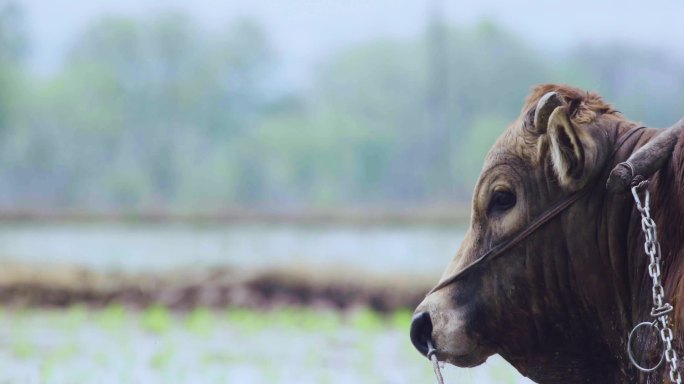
[410, 84, 684, 383]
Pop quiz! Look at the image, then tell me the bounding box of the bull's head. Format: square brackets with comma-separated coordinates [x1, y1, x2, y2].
[411, 84, 634, 381]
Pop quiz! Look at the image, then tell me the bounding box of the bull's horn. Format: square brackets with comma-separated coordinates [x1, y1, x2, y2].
[532, 92, 564, 134]
[606, 118, 684, 193]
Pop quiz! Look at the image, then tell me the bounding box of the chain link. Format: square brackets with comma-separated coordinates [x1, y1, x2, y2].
[630, 182, 682, 383]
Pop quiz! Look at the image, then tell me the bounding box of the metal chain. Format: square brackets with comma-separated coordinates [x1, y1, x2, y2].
[630, 180, 682, 383]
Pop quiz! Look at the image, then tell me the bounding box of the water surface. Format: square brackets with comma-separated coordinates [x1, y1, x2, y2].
[0, 307, 533, 384]
[0, 223, 466, 276]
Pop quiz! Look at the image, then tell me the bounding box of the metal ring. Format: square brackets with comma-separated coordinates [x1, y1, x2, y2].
[628, 321, 665, 372]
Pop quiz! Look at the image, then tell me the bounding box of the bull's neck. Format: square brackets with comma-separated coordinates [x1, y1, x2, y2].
[598, 123, 683, 381]
[502, 124, 661, 383]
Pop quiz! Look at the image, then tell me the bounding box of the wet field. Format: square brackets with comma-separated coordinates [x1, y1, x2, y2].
[1, 306, 532, 383]
[0, 222, 533, 383]
[0, 222, 465, 275]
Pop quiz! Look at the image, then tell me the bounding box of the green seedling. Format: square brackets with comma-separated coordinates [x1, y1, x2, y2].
[150, 344, 174, 370]
[185, 307, 215, 337]
[349, 308, 384, 332]
[390, 308, 413, 330]
[142, 304, 171, 334]
[65, 304, 88, 330]
[12, 338, 35, 359]
[226, 308, 267, 332]
[98, 304, 126, 330]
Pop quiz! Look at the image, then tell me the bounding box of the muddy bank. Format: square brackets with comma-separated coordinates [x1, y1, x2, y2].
[0, 263, 433, 312]
[0, 205, 470, 226]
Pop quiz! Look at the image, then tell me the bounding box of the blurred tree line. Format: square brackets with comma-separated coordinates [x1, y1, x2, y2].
[1, 4, 683, 211]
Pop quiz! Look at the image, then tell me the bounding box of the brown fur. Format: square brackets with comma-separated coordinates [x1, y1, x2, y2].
[523, 84, 621, 126]
[417, 83, 684, 383]
[524, 84, 684, 382]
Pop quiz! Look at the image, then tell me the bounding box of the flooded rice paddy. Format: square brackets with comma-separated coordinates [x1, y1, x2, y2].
[0, 222, 532, 383]
[1, 306, 532, 383]
[0, 222, 464, 276]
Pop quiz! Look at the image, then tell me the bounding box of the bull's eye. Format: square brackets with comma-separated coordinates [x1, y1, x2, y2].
[488, 190, 516, 214]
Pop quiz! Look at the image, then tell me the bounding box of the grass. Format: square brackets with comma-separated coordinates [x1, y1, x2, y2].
[390, 308, 413, 329]
[98, 303, 126, 330]
[349, 307, 385, 331]
[12, 337, 35, 359]
[0, 305, 530, 384]
[150, 343, 175, 369]
[65, 304, 89, 330]
[185, 307, 215, 336]
[142, 304, 172, 333]
[225, 307, 269, 332]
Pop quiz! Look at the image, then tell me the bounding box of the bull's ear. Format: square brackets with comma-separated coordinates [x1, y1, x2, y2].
[530, 92, 563, 134]
[547, 106, 597, 190]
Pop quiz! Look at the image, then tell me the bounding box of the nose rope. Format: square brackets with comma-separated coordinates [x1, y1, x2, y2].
[427, 341, 445, 384]
[427, 189, 586, 294]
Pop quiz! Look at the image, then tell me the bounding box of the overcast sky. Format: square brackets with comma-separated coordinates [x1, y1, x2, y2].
[16, 0, 684, 84]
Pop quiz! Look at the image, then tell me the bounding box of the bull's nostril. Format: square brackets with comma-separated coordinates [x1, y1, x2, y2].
[410, 311, 433, 357]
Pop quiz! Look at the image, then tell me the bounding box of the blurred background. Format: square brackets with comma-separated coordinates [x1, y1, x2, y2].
[0, 0, 682, 383]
